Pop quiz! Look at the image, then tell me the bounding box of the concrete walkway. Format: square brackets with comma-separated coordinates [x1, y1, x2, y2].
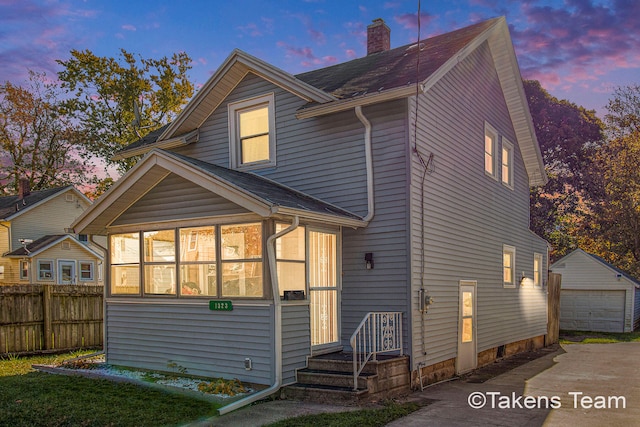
[199, 343, 640, 426]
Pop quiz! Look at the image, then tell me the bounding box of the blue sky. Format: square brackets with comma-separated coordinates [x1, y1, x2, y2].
[1, 0, 639, 118]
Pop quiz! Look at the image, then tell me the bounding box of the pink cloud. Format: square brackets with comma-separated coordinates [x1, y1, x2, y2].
[121, 24, 136, 31]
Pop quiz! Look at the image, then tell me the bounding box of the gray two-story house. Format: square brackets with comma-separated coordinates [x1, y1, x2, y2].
[73, 16, 549, 409]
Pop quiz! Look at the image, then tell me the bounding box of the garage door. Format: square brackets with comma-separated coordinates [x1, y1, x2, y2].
[560, 290, 625, 333]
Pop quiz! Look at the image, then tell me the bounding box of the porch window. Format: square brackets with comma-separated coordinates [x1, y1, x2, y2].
[503, 245, 516, 288]
[484, 122, 498, 179]
[533, 253, 543, 287]
[37, 260, 54, 281]
[229, 93, 276, 169]
[143, 230, 176, 295]
[179, 226, 217, 296]
[221, 223, 263, 297]
[110, 233, 141, 295]
[79, 261, 94, 281]
[501, 138, 514, 189]
[276, 223, 306, 298]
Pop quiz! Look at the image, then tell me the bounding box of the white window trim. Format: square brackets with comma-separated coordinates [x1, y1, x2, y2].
[228, 93, 276, 170]
[503, 245, 516, 288]
[484, 122, 499, 180]
[533, 252, 544, 288]
[79, 260, 95, 282]
[37, 259, 55, 281]
[501, 137, 514, 189]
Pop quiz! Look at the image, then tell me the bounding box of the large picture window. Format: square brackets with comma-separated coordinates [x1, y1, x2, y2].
[229, 93, 276, 169]
[109, 223, 264, 298]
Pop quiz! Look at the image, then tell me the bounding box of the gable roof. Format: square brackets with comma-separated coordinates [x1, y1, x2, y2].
[4, 234, 103, 259]
[73, 149, 365, 235]
[0, 186, 79, 220]
[113, 16, 546, 186]
[551, 249, 640, 287]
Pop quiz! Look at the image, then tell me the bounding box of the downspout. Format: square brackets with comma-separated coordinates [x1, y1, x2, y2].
[89, 235, 109, 361]
[218, 216, 300, 415]
[355, 106, 374, 222]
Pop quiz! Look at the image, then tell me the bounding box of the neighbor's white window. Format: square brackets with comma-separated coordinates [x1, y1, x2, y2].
[110, 232, 141, 295]
[502, 138, 514, 188]
[229, 93, 276, 169]
[533, 253, 543, 287]
[484, 122, 498, 179]
[79, 261, 94, 281]
[20, 261, 29, 280]
[503, 245, 516, 288]
[37, 260, 54, 281]
[276, 223, 306, 298]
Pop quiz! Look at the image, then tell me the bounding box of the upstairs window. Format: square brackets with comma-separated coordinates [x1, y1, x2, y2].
[502, 138, 514, 189]
[484, 122, 498, 179]
[229, 93, 276, 169]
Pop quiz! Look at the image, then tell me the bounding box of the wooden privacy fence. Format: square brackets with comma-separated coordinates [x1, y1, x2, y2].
[0, 284, 103, 355]
[546, 273, 562, 345]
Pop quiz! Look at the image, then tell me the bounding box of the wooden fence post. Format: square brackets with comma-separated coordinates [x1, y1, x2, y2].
[546, 273, 562, 345]
[42, 284, 53, 350]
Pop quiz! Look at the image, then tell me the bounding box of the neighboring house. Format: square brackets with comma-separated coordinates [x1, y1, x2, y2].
[72, 16, 549, 398]
[551, 249, 640, 333]
[0, 182, 104, 285]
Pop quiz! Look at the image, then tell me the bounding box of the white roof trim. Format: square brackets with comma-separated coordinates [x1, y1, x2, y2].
[111, 129, 198, 161]
[6, 235, 103, 259]
[159, 49, 335, 141]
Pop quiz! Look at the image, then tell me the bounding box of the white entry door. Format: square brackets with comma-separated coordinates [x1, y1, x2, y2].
[58, 260, 76, 284]
[309, 229, 340, 351]
[457, 280, 477, 374]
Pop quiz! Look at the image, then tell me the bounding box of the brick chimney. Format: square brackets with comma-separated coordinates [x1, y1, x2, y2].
[367, 18, 391, 55]
[18, 178, 30, 200]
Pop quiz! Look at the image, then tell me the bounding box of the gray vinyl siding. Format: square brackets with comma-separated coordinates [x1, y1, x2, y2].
[409, 41, 548, 368]
[634, 289, 640, 330]
[112, 174, 250, 226]
[340, 100, 411, 347]
[105, 301, 274, 384]
[174, 73, 368, 217]
[281, 303, 311, 384]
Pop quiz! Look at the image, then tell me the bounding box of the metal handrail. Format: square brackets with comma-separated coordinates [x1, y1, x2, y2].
[349, 311, 403, 391]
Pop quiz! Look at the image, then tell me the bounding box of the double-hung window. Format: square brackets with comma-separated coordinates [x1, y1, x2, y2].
[143, 230, 176, 295]
[502, 138, 514, 188]
[484, 122, 498, 179]
[38, 260, 54, 281]
[533, 253, 543, 287]
[229, 93, 276, 169]
[503, 245, 516, 288]
[110, 233, 141, 295]
[179, 226, 217, 296]
[79, 261, 94, 281]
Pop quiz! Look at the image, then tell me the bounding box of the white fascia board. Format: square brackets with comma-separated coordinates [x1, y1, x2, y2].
[295, 86, 415, 119]
[159, 49, 334, 141]
[111, 129, 199, 161]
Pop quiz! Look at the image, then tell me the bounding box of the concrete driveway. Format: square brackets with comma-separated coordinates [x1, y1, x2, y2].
[387, 342, 640, 426]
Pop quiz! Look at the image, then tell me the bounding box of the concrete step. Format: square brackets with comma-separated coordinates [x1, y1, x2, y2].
[283, 383, 369, 404]
[296, 368, 377, 390]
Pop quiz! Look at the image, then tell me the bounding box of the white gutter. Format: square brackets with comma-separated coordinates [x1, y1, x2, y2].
[218, 216, 300, 415]
[354, 106, 375, 222]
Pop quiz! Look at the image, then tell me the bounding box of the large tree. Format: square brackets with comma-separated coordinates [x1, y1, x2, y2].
[57, 49, 194, 174]
[0, 72, 90, 195]
[583, 84, 640, 277]
[524, 80, 605, 261]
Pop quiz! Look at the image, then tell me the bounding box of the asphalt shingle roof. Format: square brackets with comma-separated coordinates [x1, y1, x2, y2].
[5, 234, 67, 256]
[0, 187, 69, 220]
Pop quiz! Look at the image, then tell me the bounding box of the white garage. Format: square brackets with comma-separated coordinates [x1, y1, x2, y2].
[551, 249, 640, 333]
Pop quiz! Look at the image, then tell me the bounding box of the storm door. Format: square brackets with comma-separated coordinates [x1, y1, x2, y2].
[308, 229, 340, 351]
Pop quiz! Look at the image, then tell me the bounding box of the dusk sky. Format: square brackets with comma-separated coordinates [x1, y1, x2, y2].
[1, 0, 639, 118]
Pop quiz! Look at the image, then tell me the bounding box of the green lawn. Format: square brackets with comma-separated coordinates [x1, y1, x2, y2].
[560, 330, 640, 344]
[0, 352, 218, 427]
